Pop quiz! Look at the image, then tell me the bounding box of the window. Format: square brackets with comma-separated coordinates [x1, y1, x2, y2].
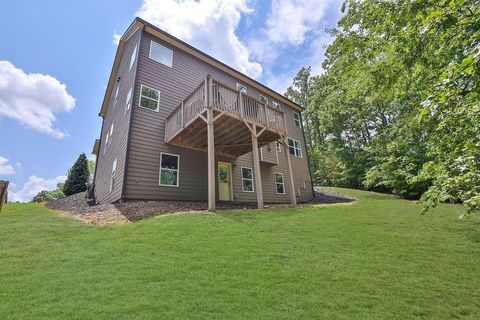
[104, 132, 109, 154]
[259, 94, 268, 104]
[159, 153, 179, 187]
[149, 40, 173, 67]
[276, 141, 282, 153]
[275, 172, 285, 194]
[108, 123, 114, 146]
[139, 84, 160, 112]
[236, 83, 247, 94]
[272, 101, 280, 109]
[129, 44, 137, 71]
[241, 167, 254, 192]
[288, 138, 302, 157]
[293, 111, 301, 127]
[125, 88, 132, 113]
[113, 85, 119, 108]
[110, 158, 117, 192]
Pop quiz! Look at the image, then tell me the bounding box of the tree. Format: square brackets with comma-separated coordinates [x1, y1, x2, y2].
[63, 153, 90, 196]
[296, 0, 479, 215]
[32, 183, 65, 203]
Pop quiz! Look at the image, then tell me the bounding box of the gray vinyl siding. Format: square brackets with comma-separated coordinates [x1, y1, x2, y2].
[119, 30, 313, 203]
[94, 29, 141, 204]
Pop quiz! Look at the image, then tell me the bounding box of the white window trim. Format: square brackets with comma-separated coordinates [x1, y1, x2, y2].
[113, 85, 119, 109]
[274, 172, 285, 194]
[272, 101, 280, 110]
[159, 152, 180, 187]
[138, 84, 160, 112]
[293, 111, 301, 127]
[149, 40, 173, 68]
[129, 44, 137, 71]
[236, 83, 247, 94]
[241, 166, 254, 192]
[288, 138, 303, 158]
[259, 94, 268, 104]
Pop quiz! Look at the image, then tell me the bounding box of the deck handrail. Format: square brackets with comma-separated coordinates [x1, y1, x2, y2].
[165, 76, 286, 142]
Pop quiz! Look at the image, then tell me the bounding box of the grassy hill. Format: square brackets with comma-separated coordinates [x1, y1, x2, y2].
[1, 188, 479, 319]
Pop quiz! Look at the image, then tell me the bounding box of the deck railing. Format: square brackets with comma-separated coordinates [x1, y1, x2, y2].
[165, 76, 286, 142]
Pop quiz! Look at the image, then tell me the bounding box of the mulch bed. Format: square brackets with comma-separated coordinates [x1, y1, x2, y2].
[46, 188, 355, 225]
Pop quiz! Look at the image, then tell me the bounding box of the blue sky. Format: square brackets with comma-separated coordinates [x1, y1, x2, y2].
[0, 0, 343, 201]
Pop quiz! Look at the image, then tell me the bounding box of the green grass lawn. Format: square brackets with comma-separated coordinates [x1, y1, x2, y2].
[1, 188, 479, 319]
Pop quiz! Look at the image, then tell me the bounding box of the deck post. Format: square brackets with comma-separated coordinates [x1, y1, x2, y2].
[206, 76, 215, 211]
[239, 92, 244, 117]
[251, 125, 264, 209]
[283, 136, 297, 206]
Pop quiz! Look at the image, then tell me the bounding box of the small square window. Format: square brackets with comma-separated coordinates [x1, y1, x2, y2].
[159, 153, 179, 187]
[276, 141, 282, 153]
[139, 84, 160, 112]
[149, 41, 173, 68]
[272, 101, 280, 109]
[236, 83, 247, 94]
[241, 167, 254, 192]
[293, 111, 301, 127]
[259, 94, 268, 104]
[275, 172, 285, 194]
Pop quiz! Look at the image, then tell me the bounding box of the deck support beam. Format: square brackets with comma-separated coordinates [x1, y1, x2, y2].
[250, 124, 264, 209]
[282, 136, 297, 206]
[206, 76, 216, 211]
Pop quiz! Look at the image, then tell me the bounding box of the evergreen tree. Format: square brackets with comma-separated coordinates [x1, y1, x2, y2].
[63, 153, 90, 196]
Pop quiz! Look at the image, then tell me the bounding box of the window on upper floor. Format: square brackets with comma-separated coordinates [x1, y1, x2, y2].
[241, 167, 254, 192]
[110, 158, 117, 192]
[272, 101, 280, 110]
[125, 88, 132, 114]
[288, 138, 302, 158]
[276, 141, 282, 153]
[109, 123, 114, 146]
[139, 84, 160, 112]
[236, 83, 247, 94]
[259, 94, 268, 104]
[275, 172, 285, 194]
[149, 40, 173, 68]
[129, 44, 137, 71]
[113, 85, 119, 109]
[293, 111, 301, 127]
[159, 153, 179, 187]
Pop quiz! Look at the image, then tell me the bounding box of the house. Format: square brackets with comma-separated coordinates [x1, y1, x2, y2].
[92, 17, 314, 209]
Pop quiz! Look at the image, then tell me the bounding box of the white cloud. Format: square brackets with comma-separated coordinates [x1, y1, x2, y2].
[266, 0, 333, 46]
[8, 175, 66, 203]
[113, 31, 121, 45]
[0, 156, 16, 175]
[0, 60, 75, 139]
[135, 0, 262, 78]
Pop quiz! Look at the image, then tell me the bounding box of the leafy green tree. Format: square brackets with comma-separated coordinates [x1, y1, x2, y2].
[32, 183, 65, 203]
[63, 153, 90, 196]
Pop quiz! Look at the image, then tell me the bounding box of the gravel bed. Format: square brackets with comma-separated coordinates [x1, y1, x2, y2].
[46, 188, 354, 225]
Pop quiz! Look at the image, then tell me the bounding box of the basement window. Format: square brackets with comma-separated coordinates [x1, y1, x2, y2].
[110, 158, 117, 192]
[275, 172, 285, 194]
[241, 167, 254, 192]
[139, 84, 160, 112]
[149, 40, 173, 68]
[288, 138, 302, 158]
[159, 153, 179, 187]
[293, 111, 301, 127]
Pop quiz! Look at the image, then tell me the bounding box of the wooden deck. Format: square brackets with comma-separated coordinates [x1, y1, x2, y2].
[165, 77, 286, 158]
[0, 180, 9, 212]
